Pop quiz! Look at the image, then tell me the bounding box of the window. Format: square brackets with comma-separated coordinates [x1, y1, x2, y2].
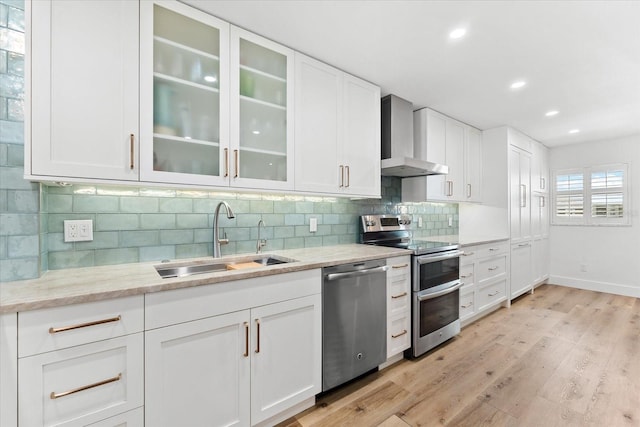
[553, 163, 629, 226]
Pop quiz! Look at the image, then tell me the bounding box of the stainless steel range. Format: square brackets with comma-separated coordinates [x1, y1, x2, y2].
[360, 214, 463, 357]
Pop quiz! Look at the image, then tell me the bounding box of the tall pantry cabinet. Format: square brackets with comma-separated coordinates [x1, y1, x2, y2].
[482, 127, 549, 300]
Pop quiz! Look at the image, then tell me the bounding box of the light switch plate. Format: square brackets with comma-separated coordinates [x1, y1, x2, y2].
[64, 219, 94, 242]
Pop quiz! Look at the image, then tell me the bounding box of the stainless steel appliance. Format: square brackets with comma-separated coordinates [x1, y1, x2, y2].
[360, 214, 462, 357]
[322, 260, 389, 392]
[380, 94, 448, 178]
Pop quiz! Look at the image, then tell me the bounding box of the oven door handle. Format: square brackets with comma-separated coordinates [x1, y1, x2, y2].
[417, 281, 463, 301]
[326, 265, 389, 281]
[416, 250, 463, 264]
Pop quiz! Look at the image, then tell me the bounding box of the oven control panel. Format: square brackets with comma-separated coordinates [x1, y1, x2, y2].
[360, 214, 412, 232]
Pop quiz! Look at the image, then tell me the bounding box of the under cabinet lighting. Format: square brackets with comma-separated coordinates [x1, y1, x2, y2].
[545, 110, 559, 117]
[252, 130, 261, 135]
[449, 28, 467, 39]
[510, 81, 527, 89]
[569, 129, 580, 134]
[204, 75, 217, 83]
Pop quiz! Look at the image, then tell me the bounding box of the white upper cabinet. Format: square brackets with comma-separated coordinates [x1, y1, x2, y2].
[140, 1, 230, 186]
[509, 145, 532, 242]
[404, 108, 482, 203]
[230, 26, 295, 191]
[295, 53, 381, 197]
[29, 0, 139, 181]
[531, 141, 549, 193]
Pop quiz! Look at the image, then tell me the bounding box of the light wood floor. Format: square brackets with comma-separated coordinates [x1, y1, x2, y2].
[279, 284, 640, 427]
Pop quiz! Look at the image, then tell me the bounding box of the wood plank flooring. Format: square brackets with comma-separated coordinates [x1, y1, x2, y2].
[279, 284, 640, 427]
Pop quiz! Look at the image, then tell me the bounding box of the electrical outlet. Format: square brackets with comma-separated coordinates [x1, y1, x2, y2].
[64, 219, 93, 242]
[418, 217, 423, 228]
[448, 215, 453, 227]
[580, 263, 587, 272]
[309, 217, 318, 233]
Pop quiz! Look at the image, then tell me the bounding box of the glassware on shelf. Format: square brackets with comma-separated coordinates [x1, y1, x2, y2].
[153, 82, 176, 135]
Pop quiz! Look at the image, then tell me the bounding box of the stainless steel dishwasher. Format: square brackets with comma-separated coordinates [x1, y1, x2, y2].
[322, 259, 388, 392]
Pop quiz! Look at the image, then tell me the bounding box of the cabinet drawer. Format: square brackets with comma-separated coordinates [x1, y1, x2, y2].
[387, 256, 411, 278]
[459, 289, 475, 321]
[459, 248, 477, 264]
[477, 255, 507, 284]
[459, 263, 475, 288]
[18, 296, 144, 358]
[19, 333, 144, 427]
[387, 314, 410, 358]
[476, 279, 507, 312]
[476, 241, 509, 259]
[86, 407, 143, 427]
[388, 288, 410, 318]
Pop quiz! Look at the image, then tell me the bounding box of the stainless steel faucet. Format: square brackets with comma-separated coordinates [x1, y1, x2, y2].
[256, 219, 267, 254]
[213, 201, 235, 258]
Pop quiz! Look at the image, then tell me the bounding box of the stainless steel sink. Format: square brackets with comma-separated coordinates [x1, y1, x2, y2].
[154, 254, 296, 279]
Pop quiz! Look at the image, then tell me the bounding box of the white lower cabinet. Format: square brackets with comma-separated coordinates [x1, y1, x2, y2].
[1, 313, 17, 427]
[510, 241, 533, 299]
[385, 256, 412, 359]
[144, 269, 322, 426]
[86, 408, 144, 427]
[459, 241, 509, 325]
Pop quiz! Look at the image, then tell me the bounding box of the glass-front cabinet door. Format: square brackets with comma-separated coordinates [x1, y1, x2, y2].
[230, 27, 294, 191]
[140, 1, 230, 186]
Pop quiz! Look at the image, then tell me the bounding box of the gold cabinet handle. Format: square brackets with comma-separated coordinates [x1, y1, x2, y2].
[488, 290, 500, 297]
[391, 330, 407, 339]
[49, 315, 121, 334]
[129, 134, 134, 170]
[488, 266, 499, 271]
[460, 273, 473, 278]
[391, 292, 407, 299]
[339, 165, 344, 188]
[243, 322, 249, 357]
[489, 248, 499, 251]
[345, 165, 350, 188]
[234, 149, 239, 178]
[461, 302, 473, 309]
[50, 373, 122, 399]
[541, 177, 546, 190]
[447, 180, 453, 197]
[462, 252, 474, 256]
[392, 264, 409, 269]
[254, 319, 260, 353]
[224, 148, 229, 177]
[540, 196, 546, 208]
[467, 183, 471, 198]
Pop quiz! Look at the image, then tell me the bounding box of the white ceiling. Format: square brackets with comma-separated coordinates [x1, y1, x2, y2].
[184, 0, 640, 147]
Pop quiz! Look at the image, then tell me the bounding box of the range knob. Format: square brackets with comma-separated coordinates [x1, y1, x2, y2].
[366, 220, 377, 227]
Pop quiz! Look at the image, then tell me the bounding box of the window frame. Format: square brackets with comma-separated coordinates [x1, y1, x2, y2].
[552, 163, 630, 226]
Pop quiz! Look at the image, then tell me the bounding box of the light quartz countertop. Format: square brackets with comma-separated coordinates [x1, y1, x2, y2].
[0, 244, 411, 314]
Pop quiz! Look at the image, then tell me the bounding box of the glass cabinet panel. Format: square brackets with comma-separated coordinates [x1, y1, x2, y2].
[237, 37, 289, 182]
[152, 5, 222, 176]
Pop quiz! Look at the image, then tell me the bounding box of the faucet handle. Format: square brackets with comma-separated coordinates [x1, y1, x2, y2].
[219, 231, 230, 246]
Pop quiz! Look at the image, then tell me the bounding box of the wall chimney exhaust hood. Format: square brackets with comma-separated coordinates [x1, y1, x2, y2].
[381, 95, 448, 178]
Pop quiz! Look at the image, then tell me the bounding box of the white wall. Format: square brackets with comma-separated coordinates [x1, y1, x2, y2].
[549, 134, 640, 297]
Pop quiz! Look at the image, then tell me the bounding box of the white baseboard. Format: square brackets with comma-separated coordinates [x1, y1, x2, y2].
[548, 275, 640, 298]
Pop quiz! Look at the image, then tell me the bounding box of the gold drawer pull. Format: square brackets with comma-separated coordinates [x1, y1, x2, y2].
[462, 252, 474, 256]
[391, 330, 407, 339]
[255, 319, 260, 354]
[488, 290, 500, 297]
[50, 373, 122, 399]
[460, 273, 473, 278]
[392, 264, 409, 269]
[488, 266, 499, 271]
[391, 292, 408, 299]
[129, 134, 135, 170]
[49, 315, 121, 334]
[243, 322, 249, 358]
[489, 247, 500, 251]
[461, 302, 473, 309]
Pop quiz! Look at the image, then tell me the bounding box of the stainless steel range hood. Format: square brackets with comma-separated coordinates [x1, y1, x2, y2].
[381, 95, 448, 178]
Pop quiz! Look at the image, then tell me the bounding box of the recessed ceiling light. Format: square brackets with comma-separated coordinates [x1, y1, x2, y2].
[545, 110, 559, 117]
[510, 81, 527, 89]
[569, 129, 580, 134]
[449, 28, 467, 39]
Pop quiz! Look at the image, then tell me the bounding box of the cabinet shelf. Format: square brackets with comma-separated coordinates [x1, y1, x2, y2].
[154, 133, 220, 147]
[154, 72, 220, 93]
[239, 64, 286, 83]
[240, 146, 286, 157]
[154, 35, 220, 62]
[239, 95, 285, 111]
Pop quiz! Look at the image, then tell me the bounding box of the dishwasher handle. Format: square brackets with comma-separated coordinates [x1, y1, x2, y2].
[326, 265, 389, 281]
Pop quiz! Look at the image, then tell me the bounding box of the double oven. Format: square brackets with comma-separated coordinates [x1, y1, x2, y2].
[361, 214, 462, 358]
